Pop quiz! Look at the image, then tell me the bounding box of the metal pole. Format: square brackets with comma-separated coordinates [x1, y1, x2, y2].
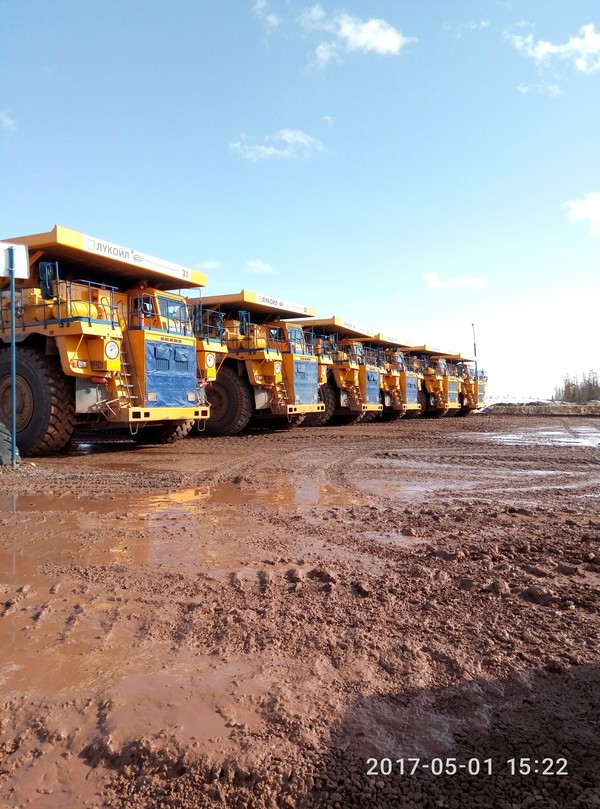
[471, 322, 478, 379]
[8, 247, 17, 468]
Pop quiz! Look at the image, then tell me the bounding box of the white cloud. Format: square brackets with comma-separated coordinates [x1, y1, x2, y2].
[563, 191, 600, 236]
[253, 0, 281, 33]
[298, 4, 416, 67]
[467, 20, 490, 31]
[443, 20, 490, 38]
[424, 272, 487, 290]
[508, 23, 600, 73]
[195, 260, 222, 270]
[315, 41, 341, 66]
[517, 83, 562, 97]
[0, 110, 16, 131]
[244, 259, 276, 274]
[322, 115, 333, 127]
[230, 128, 325, 161]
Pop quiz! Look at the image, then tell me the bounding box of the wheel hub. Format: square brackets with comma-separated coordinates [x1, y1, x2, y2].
[206, 384, 229, 421]
[0, 374, 34, 432]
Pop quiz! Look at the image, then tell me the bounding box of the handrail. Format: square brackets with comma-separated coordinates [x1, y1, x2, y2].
[0, 278, 120, 332]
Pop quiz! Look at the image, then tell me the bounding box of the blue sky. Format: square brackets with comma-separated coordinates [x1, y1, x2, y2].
[2, 1, 599, 399]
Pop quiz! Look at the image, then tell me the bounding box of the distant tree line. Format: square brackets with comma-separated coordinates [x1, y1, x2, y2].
[554, 370, 600, 403]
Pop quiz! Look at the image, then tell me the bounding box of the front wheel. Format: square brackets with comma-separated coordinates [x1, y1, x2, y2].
[204, 365, 254, 436]
[0, 421, 20, 466]
[0, 348, 75, 456]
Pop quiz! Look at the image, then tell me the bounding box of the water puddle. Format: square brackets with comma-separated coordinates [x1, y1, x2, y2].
[1, 476, 363, 515]
[484, 425, 600, 448]
[146, 478, 365, 511]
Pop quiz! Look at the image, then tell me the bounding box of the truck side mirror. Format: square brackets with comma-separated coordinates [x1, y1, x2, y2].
[237, 310, 250, 337]
[39, 261, 57, 300]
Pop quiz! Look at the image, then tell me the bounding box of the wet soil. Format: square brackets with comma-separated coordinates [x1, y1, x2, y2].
[0, 415, 599, 808]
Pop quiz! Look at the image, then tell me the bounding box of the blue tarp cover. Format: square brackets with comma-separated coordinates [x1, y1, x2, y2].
[293, 360, 319, 405]
[406, 375, 419, 404]
[145, 340, 196, 407]
[365, 370, 380, 404]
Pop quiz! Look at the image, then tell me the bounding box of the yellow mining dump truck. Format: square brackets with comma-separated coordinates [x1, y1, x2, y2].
[456, 358, 487, 415]
[0, 226, 209, 455]
[406, 346, 464, 417]
[359, 334, 423, 421]
[301, 317, 383, 426]
[186, 290, 324, 435]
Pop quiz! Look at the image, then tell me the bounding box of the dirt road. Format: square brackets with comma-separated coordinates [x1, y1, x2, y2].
[1, 415, 599, 808]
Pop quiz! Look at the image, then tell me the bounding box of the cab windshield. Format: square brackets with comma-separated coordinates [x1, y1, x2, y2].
[287, 325, 309, 354]
[158, 296, 190, 332]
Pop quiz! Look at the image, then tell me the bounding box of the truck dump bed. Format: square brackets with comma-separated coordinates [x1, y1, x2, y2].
[301, 316, 374, 338]
[189, 289, 316, 320]
[5, 226, 206, 290]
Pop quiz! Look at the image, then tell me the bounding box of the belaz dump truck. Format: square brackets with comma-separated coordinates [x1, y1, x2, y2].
[360, 334, 423, 421]
[0, 226, 209, 455]
[456, 358, 487, 415]
[407, 346, 463, 418]
[301, 317, 383, 426]
[187, 290, 324, 435]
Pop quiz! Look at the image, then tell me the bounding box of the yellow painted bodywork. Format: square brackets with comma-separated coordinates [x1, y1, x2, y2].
[186, 292, 323, 417]
[362, 335, 423, 416]
[0, 228, 209, 427]
[409, 347, 465, 415]
[380, 350, 422, 414]
[305, 318, 382, 414]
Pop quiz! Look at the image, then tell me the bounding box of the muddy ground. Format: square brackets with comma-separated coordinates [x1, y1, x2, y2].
[0, 415, 599, 809]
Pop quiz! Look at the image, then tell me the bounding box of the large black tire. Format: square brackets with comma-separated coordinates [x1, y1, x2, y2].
[302, 381, 336, 427]
[204, 365, 253, 436]
[0, 421, 20, 466]
[132, 419, 193, 444]
[0, 348, 75, 456]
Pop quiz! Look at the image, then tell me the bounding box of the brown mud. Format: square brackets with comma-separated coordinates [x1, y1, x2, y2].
[0, 415, 599, 808]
